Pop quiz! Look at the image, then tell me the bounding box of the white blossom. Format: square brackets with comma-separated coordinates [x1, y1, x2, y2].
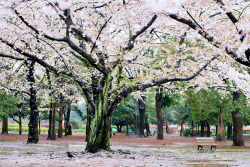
[58, 0, 72, 10]
[144, 0, 187, 13]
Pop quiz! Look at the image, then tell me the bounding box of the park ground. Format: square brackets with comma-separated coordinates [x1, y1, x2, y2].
[0, 133, 250, 167]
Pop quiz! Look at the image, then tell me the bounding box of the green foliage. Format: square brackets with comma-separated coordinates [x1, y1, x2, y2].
[184, 129, 191, 137]
[185, 89, 234, 125]
[70, 118, 80, 129]
[173, 99, 191, 125]
[0, 89, 18, 118]
[112, 95, 135, 127]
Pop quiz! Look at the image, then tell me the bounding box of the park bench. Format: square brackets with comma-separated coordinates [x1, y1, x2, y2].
[196, 137, 218, 151]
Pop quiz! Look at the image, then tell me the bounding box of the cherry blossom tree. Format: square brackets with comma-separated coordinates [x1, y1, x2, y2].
[0, 0, 231, 152]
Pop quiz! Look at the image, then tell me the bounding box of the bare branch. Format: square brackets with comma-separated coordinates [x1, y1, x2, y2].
[123, 15, 157, 51]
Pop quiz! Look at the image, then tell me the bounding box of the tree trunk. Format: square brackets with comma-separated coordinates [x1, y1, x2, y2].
[58, 94, 65, 138]
[200, 120, 205, 137]
[155, 90, 163, 139]
[116, 125, 121, 132]
[19, 116, 22, 135]
[206, 121, 210, 137]
[85, 74, 112, 153]
[64, 102, 72, 136]
[47, 101, 56, 140]
[191, 120, 194, 137]
[134, 113, 138, 135]
[227, 123, 232, 140]
[180, 121, 184, 136]
[46, 70, 56, 140]
[2, 117, 8, 134]
[38, 116, 41, 134]
[126, 118, 129, 136]
[26, 60, 39, 144]
[216, 108, 225, 141]
[232, 91, 244, 146]
[85, 104, 92, 142]
[145, 120, 151, 136]
[138, 97, 146, 138]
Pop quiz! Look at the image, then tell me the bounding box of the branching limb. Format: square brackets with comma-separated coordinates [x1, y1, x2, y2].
[123, 15, 157, 51]
[106, 54, 220, 117]
[168, 14, 249, 67]
[0, 53, 28, 60]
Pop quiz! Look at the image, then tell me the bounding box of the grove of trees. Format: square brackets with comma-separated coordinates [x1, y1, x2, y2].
[0, 0, 249, 153]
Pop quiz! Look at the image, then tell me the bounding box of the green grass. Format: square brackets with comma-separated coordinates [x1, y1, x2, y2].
[1, 124, 49, 133]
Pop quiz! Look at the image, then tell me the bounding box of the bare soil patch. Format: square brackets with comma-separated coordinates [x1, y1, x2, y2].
[0, 133, 250, 167]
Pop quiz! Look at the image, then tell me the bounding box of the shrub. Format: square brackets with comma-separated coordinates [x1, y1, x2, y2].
[70, 119, 80, 129]
[184, 129, 192, 136]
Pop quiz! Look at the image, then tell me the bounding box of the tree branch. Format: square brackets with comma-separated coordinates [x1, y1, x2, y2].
[106, 54, 220, 117]
[225, 47, 250, 66]
[123, 15, 157, 51]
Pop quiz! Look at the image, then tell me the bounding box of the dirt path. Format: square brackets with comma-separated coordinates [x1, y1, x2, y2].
[0, 133, 250, 166]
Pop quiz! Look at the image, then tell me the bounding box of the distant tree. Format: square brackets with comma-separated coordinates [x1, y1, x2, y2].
[11, 101, 29, 135]
[0, 89, 18, 134]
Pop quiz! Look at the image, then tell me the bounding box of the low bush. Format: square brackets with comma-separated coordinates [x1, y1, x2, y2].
[184, 129, 191, 136]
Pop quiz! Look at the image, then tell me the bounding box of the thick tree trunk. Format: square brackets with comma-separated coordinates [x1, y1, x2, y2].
[138, 97, 146, 138]
[26, 60, 39, 144]
[200, 120, 205, 137]
[58, 111, 63, 138]
[232, 91, 244, 146]
[206, 121, 210, 137]
[155, 90, 163, 139]
[216, 108, 225, 141]
[47, 101, 56, 140]
[2, 117, 8, 134]
[227, 123, 232, 140]
[116, 125, 121, 132]
[85, 74, 112, 153]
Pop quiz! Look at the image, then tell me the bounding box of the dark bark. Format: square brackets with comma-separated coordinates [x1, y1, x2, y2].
[58, 94, 65, 138]
[232, 91, 244, 146]
[2, 117, 8, 134]
[116, 125, 122, 132]
[227, 123, 233, 140]
[145, 120, 151, 136]
[19, 116, 22, 135]
[38, 116, 41, 134]
[191, 120, 195, 137]
[26, 60, 39, 144]
[180, 121, 184, 136]
[134, 112, 138, 135]
[126, 118, 129, 136]
[138, 97, 146, 138]
[47, 70, 56, 140]
[200, 120, 205, 137]
[155, 90, 163, 139]
[47, 101, 56, 140]
[206, 121, 210, 137]
[85, 104, 92, 142]
[216, 108, 225, 141]
[64, 102, 72, 136]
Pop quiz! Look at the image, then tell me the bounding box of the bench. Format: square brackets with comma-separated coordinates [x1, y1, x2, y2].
[196, 137, 218, 151]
